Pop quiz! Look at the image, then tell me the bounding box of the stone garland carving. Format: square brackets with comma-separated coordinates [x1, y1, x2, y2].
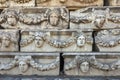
[64, 55, 120, 73]
[21, 31, 93, 48]
[95, 29, 120, 47]
[70, 13, 92, 24]
[0, 56, 59, 73]
[108, 13, 120, 23]
[70, 8, 120, 29]
[18, 12, 47, 25]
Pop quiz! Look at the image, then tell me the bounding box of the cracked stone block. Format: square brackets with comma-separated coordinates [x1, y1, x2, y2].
[0, 30, 19, 51]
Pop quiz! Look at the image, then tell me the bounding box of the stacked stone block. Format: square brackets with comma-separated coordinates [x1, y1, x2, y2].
[0, 0, 119, 79]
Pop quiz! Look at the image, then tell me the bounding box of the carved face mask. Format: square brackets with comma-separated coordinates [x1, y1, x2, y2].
[35, 36, 44, 48]
[2, 37, 10, 47]
[77, 35, 85, 47]
[80, 61, 89, 73]
[19, 61, 28, 73]
[49, 12, 59, 26]
[94, 15, 105, 28]
[7, 16, 17, 26]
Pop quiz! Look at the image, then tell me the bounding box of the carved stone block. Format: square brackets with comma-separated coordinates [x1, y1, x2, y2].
[20, 30, 93, 52]
[95, 29, 120, 52]
[9, 0, 35, 7]
[0, 7, 69, 30]
[0, 0, 9, 8]
[109, 0, 120, 6]
[63, 53, 120, 76]
[36, 0, 103, 10]
[0, 53, 59, 75]
[70, 7, 120, 30]
[0, 30, 19, 51]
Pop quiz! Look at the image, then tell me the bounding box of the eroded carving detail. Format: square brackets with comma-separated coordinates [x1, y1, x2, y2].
[95, 29, 120, 47]
[21, 31, 92, 49]
[64, 55, 120, 72]
[0, 30, 19, 51]
[0, 55, 59, 73]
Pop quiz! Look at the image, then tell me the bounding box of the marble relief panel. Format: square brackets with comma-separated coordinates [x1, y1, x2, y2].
[63, 53, 120, 76]
[0, 7, 69, 30]
[0, 30, 19, 51]
[0, 53, 59, 75]
[70, 7, 120, 30]
[20, 30, 93, 52]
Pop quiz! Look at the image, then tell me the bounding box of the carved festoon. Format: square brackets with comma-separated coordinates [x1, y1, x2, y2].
[64, 54, 120, 76]
[70, 7, 120, 30]
[0, 54, 60, 75]
[0, 30, 19, 51]
[0, 7, 69, 30]
[95, 29, 120, 52]
[20, 30, 93, 52]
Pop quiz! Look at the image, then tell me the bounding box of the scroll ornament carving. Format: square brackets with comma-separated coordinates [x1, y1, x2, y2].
[95, 30, 120, 47]
[70, 14, 92, 24]
[0, 56, 59, 73]
[64, 55, 120, 72]
[75, 0, 98, 3]
[21, 32, 93, 48]
[11, 0, 32, 4]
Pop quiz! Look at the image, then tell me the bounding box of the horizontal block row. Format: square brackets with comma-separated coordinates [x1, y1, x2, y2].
[1, 29, 120, 52]
[0, 7, 119, 30]
[0, 52, 120, 76]
[0, 0, 103, 10]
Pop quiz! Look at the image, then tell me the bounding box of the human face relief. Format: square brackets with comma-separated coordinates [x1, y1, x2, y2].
[80, 61, 89, 73]
[2, 36, 11, 47]
[7, 15, 17, 26]
[49, 12, 59, 26]
[77, 35, 86, 47]
[35, 36, 44, 48]
[19, 61, 28, 73]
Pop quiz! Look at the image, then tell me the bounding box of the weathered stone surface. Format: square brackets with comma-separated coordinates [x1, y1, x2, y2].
[70, 7, 120, 30]
[0, 53, 59, 75]
[109, 0, 120, 6]
[9, 0, 35, 7]
[36, 0, 103, 10]
[0, 0, 9, 8]
[63, 53, 120, 76]
[0, 30, 19, 51]
[20, 30, 93, 52]
[0, 7, 69, 30]
[95, 29, 120, 52]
